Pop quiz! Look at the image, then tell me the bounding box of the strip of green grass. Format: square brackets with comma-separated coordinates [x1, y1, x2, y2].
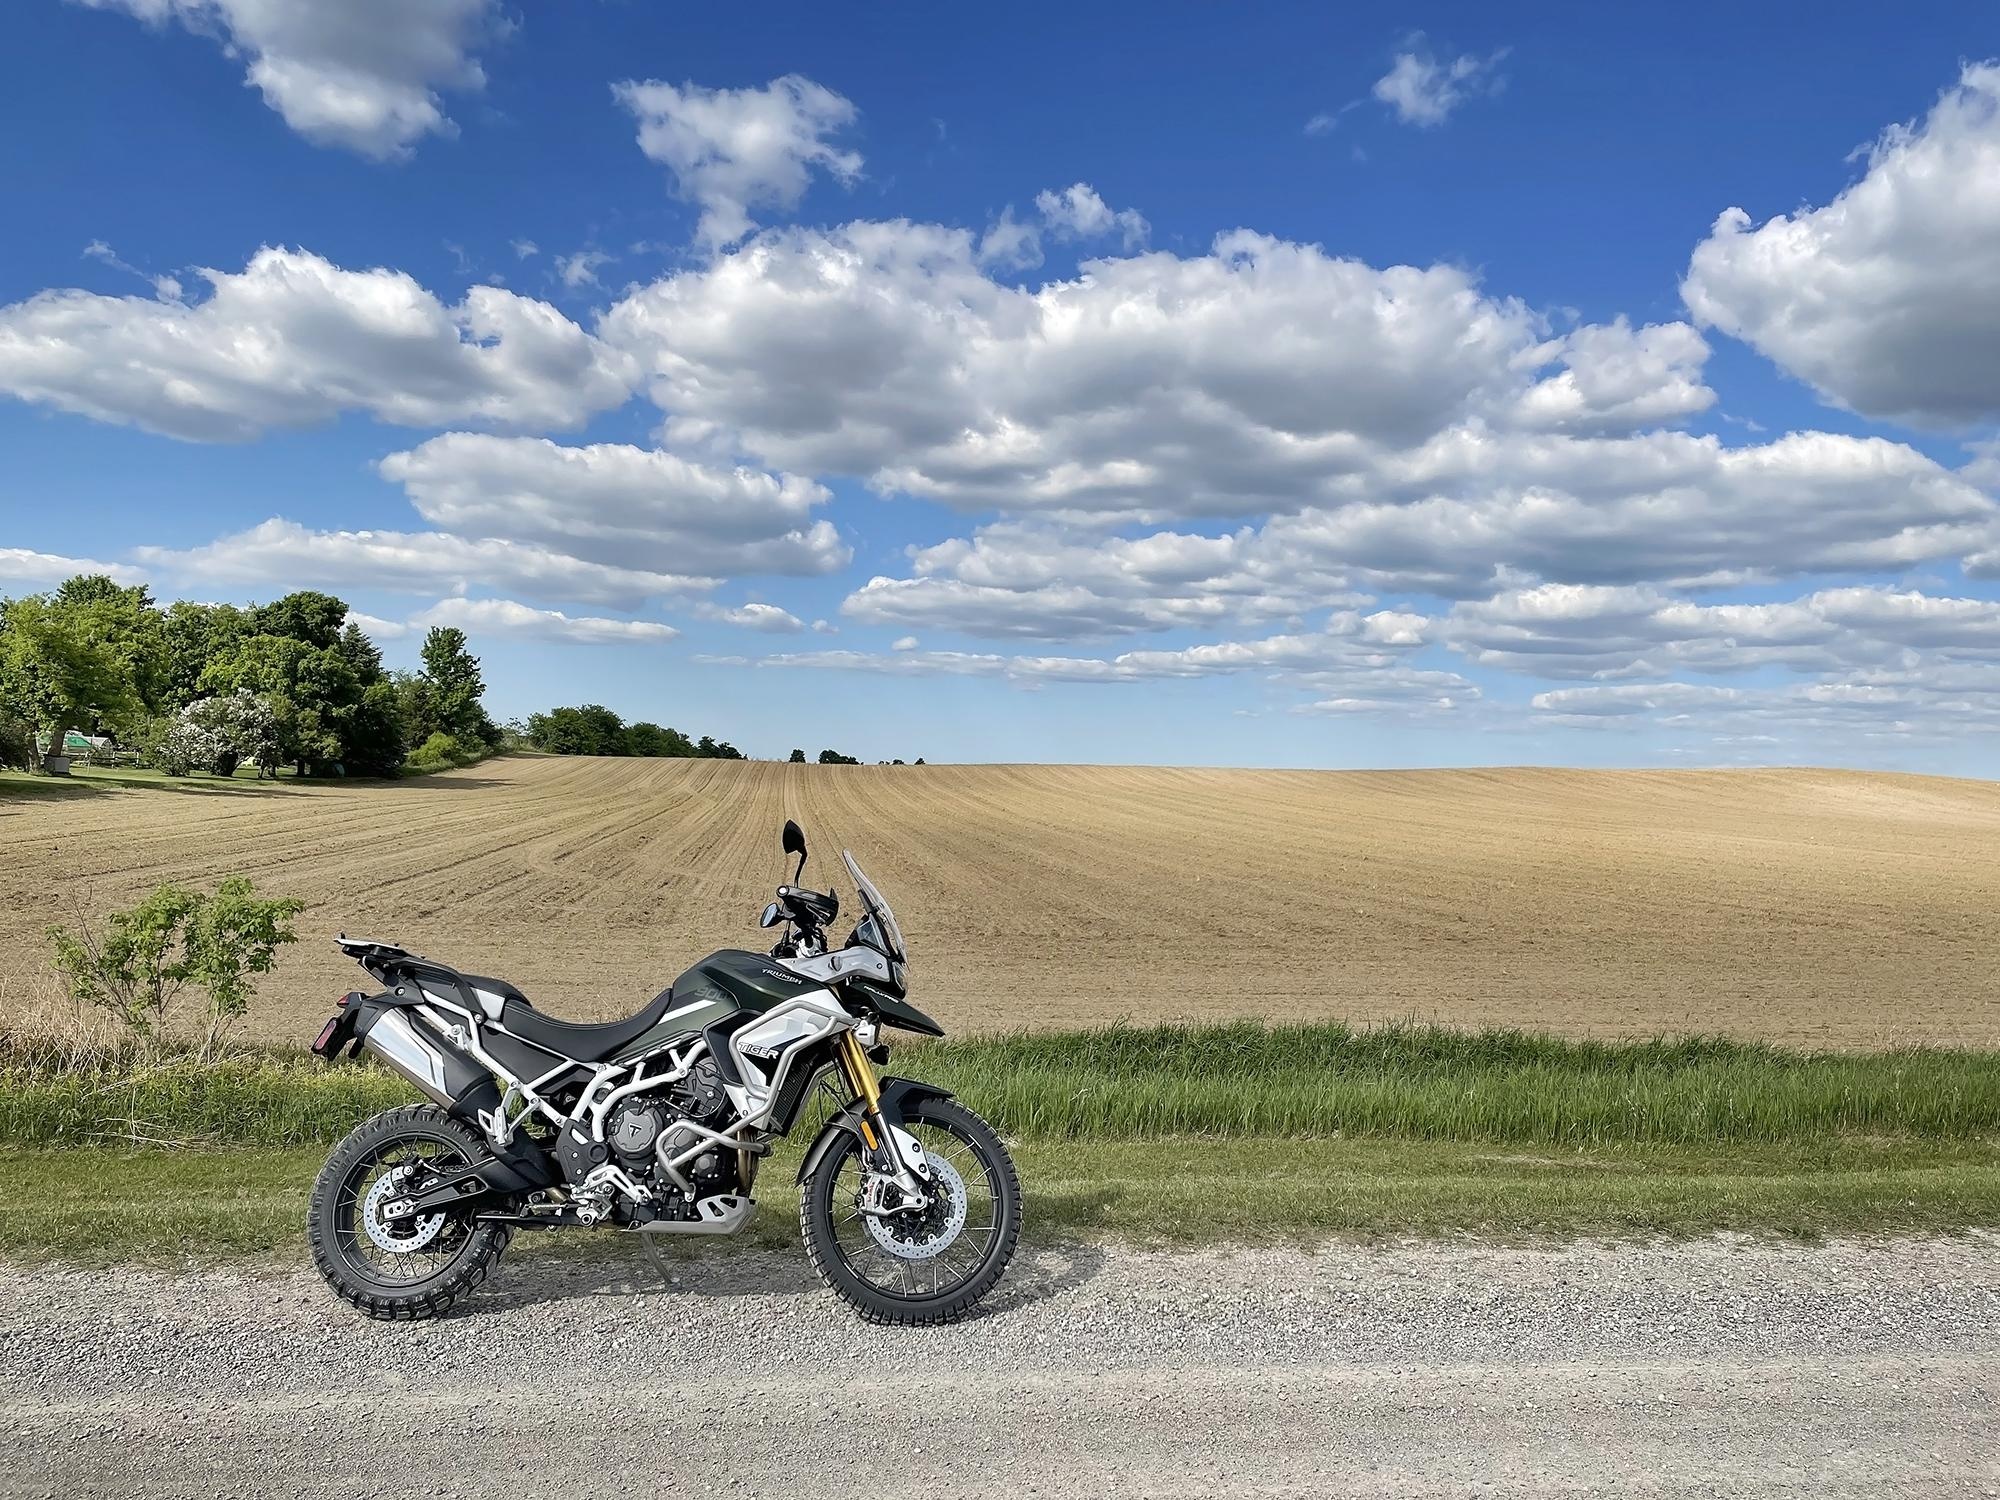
[4, 1137, 1995, 1265]
[924, 1023, 2000, 1142]
[9, 1021, 2000, 1148]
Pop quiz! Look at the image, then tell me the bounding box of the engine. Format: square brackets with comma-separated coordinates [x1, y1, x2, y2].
[599, 1057, 740, 1215]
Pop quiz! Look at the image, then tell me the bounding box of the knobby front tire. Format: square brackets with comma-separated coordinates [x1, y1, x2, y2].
[800, 1096, 1022, 1325]
[307, 1104, 513, 1321]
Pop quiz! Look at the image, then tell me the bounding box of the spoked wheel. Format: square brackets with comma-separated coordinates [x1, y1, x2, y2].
[307, 1105, 512, 1321]
[801, 1096, 1021, 1325]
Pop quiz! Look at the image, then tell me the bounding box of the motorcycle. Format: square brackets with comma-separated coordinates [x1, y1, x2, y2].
[304, 819, 1021, 1324]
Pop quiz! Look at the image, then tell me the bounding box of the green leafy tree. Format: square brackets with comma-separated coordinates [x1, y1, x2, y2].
[344, 680, 407, 776]
[623, 721, 695, 757]
[697, 734, 744, 760]
[420, 627, 487, 740]
[526, 704, 626, 756]
[788, 748, 806, 763]
[158, 601, 251, 709]
[54, 576, 168, 715]
[199, 631, 370, 776]
[0, 592, 141, 773]
[391, 670, 439, 744]
[818, 748, 860, 765]
[46, 877, 304, 1062]
[252, 591, 349, 651]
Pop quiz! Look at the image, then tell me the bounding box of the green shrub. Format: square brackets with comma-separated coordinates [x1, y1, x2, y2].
[406, 730, 471, 772]
[44, 878, 305, 1062]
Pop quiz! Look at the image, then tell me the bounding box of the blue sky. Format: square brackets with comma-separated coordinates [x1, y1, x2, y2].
[4, 2, 1999, 770]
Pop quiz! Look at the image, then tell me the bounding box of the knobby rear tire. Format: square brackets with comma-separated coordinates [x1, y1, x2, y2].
[307, 1104, 513, 1321]
[800, 1096, 1022, 1326]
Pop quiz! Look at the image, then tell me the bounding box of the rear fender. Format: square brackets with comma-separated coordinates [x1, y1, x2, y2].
[793, 1076, 955, 1185]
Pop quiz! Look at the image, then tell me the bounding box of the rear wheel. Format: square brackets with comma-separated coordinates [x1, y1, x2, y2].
[306, 1105, 513, 1320]
[800, 1096, 1021, 1325]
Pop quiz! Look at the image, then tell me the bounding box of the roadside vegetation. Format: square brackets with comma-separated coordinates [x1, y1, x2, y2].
[9, 1021, 1997, 1149]
[1, 877, 1995, 1263]
[3, 1007, 1996, 1261]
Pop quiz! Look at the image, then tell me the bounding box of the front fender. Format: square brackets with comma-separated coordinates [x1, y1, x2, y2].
[793, 1076, 955, 1184]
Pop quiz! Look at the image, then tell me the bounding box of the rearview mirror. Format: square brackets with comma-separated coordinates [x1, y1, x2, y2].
[781, 819, 808, 882]
[759, 902, 783, 929]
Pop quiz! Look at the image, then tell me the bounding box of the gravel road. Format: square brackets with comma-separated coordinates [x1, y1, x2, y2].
[1, 1235, 1995, 1498]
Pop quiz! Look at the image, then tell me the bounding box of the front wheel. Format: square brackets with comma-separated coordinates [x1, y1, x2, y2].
[800, 1096, 1021, 1325]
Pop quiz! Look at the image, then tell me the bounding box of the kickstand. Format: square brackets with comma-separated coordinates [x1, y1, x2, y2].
[638, 1232, 676, 1286]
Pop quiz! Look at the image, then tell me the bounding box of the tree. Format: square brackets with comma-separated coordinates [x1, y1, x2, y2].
[149, 716, 223, 777]
[198, 634, 357, 775]
[46, 877, 304, 1062]
[158, 602, 249, 709]
[343, 681, 407, 776]
[54, 576, 168, 714]
[252, 591, 349, 651]
[182, 691, 282, 777]
[526, 705, 747, 759]
[788, 748, 806, 763]
[526, 704, 626, 756]
[420, 627, 487, 740]
[818, 749, 860, 765]
[623, 721, 694, 757]
[0, 592, 141, 773]
[391, 670, 439, 745]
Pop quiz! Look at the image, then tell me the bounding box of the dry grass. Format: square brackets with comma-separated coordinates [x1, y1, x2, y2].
[3, 757, 1999, 1046]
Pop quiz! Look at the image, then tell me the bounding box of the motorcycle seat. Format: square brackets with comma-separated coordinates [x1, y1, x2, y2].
[473, 975, 679, 1063]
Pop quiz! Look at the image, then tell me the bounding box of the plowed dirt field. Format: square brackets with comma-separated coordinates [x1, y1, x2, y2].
[4, 757, 1998, 1045]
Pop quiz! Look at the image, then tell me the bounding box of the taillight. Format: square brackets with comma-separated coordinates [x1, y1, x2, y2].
[312, 1016, 341, 1053]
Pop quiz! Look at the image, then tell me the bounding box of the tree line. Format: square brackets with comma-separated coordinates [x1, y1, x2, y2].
[0, 574, 495, 778]
[523, 704, 745, 760]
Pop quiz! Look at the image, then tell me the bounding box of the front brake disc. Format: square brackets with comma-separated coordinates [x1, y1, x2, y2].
[864, 1153, 968, 1262]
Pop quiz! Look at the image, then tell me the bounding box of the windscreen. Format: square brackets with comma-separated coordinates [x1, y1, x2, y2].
[842, 849, 908, 964]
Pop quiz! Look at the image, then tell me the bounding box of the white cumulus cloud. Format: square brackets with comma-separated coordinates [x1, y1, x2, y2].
[377, 433, 848, 580]
[0, 547, 147, 589]
[75, 0, 507, 159]
[0, 247, 635, 441]
[1684, 61, 2000, 427]
[1034, 183, 1149, 248]
[134, 519, 709, 610]
[613, 74, 862, 249]
[694, 602, 806, 633]
[601, 222, 1711, 518]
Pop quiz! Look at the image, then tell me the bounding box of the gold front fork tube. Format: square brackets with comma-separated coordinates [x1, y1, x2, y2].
[836, 1029, 882, 1109]
[836, 1030, 884, 1152]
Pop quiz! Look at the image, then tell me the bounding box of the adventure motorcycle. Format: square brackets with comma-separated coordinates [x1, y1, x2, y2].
[304, 820, 1021, 1324]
